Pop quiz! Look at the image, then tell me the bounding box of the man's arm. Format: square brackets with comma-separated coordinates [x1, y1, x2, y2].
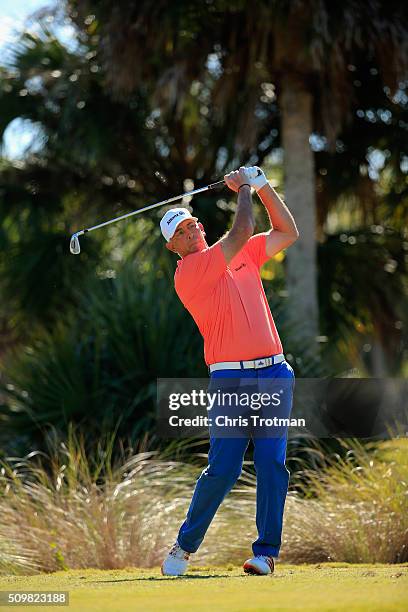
[219, 167, 255, 264]
[247, 167, 299, 258]
[258, 182, 299, 257]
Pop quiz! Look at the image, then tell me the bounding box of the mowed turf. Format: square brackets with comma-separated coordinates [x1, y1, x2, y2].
[0, 564, 407, 612]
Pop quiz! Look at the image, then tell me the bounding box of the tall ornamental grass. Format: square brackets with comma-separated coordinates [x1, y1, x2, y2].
[281, 437, 408, 564]
[0, 435, 406, 574]
[0, 433, 193, 574]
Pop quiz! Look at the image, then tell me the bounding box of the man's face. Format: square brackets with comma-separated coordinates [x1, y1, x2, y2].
[166, 218, 206, 257]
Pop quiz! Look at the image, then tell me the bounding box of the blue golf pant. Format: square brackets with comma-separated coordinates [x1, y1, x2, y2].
[177, 359, 295, 557]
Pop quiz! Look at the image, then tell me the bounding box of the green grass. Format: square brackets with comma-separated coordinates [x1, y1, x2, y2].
[0, 564, 407, 611]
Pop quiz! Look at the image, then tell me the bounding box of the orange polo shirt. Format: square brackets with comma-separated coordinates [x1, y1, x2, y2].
[174, 233, 283, 366]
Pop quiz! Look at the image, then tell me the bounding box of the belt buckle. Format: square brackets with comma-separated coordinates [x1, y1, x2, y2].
[254, 357, 272, 369]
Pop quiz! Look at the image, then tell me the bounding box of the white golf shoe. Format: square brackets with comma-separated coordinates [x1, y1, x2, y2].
[243, 555, 275, 575]
[161, 542, 191, 576]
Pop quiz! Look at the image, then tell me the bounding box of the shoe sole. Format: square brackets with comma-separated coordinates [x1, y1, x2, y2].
[243, 562, 269, 575]
[243, 558, 274, 575]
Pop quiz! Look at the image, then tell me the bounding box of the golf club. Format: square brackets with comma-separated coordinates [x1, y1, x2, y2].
[69, 178, 225, 255]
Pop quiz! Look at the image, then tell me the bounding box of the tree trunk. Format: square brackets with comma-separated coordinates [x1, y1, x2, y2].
[280, 74, 320, 358]
[371, 338, 388, 377]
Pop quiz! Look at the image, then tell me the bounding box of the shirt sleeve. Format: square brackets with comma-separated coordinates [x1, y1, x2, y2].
[242, 233, 270, 268]
[175, 242, 227, 305]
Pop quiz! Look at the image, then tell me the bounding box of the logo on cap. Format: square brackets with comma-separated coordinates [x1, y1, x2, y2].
[167, 211, 185, 225]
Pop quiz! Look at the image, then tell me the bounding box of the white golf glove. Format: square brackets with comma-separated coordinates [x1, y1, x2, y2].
[244, 166, 268, 192]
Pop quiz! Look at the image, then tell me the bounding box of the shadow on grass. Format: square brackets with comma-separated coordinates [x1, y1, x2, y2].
[88, 574, 233, 583]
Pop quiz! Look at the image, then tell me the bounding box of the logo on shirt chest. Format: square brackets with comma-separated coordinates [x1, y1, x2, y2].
[234, 263, 246, 272]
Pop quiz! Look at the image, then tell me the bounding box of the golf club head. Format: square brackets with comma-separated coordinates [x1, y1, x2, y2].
[70, 233, 81, 255]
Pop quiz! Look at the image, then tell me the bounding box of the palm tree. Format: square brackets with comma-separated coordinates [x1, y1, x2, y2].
[76, 0, 408, 354]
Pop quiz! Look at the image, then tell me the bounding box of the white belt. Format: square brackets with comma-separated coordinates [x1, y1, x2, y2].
[209, 353, 285, 373]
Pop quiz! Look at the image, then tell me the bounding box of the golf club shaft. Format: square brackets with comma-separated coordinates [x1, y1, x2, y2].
[77, 179, 225, 237]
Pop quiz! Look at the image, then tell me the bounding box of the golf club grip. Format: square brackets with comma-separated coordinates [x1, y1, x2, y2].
[208, 169, 261, 190]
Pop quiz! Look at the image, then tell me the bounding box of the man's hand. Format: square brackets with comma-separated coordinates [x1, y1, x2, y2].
[224, 167, 252, 193]
[244, 166, 269, 193]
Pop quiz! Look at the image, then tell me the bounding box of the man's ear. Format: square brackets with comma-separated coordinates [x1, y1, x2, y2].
[198, 222, 206, 236]
[165, 240, 176, 252]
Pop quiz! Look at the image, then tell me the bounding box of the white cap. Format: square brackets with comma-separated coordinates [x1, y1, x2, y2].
[160, 208, 197, 242]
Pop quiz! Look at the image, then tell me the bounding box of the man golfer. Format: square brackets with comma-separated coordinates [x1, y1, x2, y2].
[160, 167, 298, 575]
